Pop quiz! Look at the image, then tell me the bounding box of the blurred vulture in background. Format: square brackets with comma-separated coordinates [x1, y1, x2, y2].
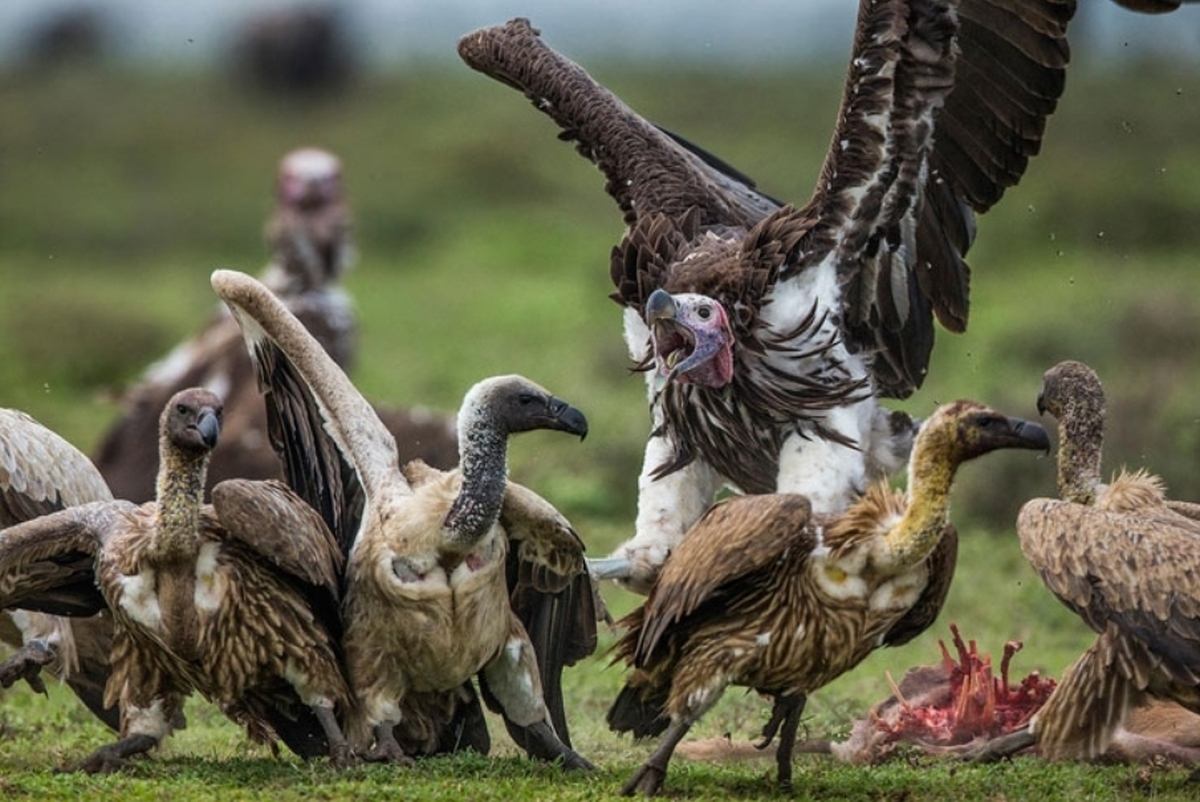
[458, 1, 1076, 593]
[970, 361, 1200, 768]
[0, 388, 355, 771]
[0, 408, 117, 731]
[93, 147, 458, 504]
[213, 268, 597, 768]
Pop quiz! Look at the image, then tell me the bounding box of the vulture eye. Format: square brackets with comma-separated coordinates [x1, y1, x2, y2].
[697, 306, 712, 320]
[518, 393, 537, 406]
[176, 404, 189, 415]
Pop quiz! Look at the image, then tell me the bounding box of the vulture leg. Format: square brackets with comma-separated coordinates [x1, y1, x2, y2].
[0, 638, 54, 694]
[363, 721, 413, 766]
[764, 693, 807, 792]
[621, 718, 692, 797]
[77, 733, 160, 774]
[965, 725, 1037, 763]
[478, 619, 594, 770]
[312, 705, 356, 767]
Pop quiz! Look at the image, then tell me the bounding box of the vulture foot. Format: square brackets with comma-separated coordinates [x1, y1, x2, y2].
[328, 741, 359, 769]
[960, 726, 1036, 763]
[620, 762, 666, 797]
[520, 720, 595, 771]
[75, 733, 159, 774]
[0, 639, 55, 694]
[362, 724, 413, 766]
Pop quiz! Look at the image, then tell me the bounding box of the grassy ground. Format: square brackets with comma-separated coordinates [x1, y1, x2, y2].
[1, 48, 1199, 800]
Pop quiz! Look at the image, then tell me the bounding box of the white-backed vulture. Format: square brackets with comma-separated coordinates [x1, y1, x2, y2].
[92, 146, 458, 504]
[212, 268, 596, 769]
[457, 2, 1075, 592]
[0, 408, 118, 730]
[969, 360, 1200, 766]
[0, 388, 355, 771]
[606, 400, 1050, 795]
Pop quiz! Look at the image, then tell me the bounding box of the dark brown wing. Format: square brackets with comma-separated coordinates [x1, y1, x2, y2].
[636, 493, 815, 661]
[0, 501, 135, 616]
[210, 478, 344, 597]
[1017, 498, 1200, 685]
[457, 17, 781, 230]
[883, 523, 958, 647]
[499, 481, 596, 748]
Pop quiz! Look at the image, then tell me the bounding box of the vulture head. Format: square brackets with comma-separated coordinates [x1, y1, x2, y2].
[458, 375, 588, 441]
[645, 288, 734, 388]
[161, 388, 223, 456]
[1036, 360, 1106, 428]
[919, 400, 1050, 467]
[276, 147, 343, 211]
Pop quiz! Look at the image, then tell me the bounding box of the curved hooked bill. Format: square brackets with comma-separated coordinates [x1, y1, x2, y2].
[645, 289, 733, 387]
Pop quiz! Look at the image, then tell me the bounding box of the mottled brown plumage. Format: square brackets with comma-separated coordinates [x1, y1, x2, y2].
[606, 400, 1050, 795]
[974, 361, 1200, 765]
[0, 408, 117, 730]
[0, 389, 353, 771]
[93, 147, 458, 504]
[213, 269, 596, 769]
[458, 1, 1074, 592]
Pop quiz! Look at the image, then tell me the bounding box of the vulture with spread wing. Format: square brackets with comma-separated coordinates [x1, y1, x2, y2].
[212, 268, 597, 768]
[970, 361, 1200, 766]
[458, 1, 1076, 591]
[93, 147, 458, 504]
[0, 408, 118, 731]
[0, 389, 355, 771]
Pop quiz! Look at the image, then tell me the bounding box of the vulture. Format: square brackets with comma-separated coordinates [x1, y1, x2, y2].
[607, 400, 1050, 796]
[0, 408, 118, 731]
[0, 388, 355, 771]
[457, 2, 1076, 592]
[92, 146, 458, 504]
[212, 268, 597, 769]
[969, 360, 1200, 765]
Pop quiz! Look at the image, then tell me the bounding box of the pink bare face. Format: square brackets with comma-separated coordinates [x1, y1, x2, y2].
[276, 148, 343, 209]
[645, 289, 734, 388]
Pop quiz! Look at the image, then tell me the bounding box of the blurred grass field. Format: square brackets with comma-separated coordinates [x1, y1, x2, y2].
[2, 48, 1200, 800]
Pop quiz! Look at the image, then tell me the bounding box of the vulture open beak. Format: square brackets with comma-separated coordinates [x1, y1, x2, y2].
[645, 288, 734, 388]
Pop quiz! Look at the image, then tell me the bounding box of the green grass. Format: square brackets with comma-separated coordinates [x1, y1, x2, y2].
[1, 54, 1200, 799]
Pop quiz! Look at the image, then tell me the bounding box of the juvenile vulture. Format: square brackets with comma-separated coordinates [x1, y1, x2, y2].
[607, 400, 1050, 795]
[0, 388, 355, 771]
[212, 268, 596, 768]
[457, 2, 1075, 592]
[93, 146, 458, 503]
[0, 408, 117, 731]
[970, 360, 1200, 765]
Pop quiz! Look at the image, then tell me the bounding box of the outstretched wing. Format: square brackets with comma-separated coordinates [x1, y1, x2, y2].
[784, 0, 1072, 397]
[0, 501, 135, 616]
[0, 408, 113, 525]
[213, 269, 406, 557]
[634, 493, 815, 662]
[457, 17, 781, 231]
[1017, 498, 1200, 685]
[499, 480, 597, 747]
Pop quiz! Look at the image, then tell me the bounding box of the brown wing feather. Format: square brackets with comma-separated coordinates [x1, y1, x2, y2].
[209, 478, 344, 597]
[636, 493, 814, 660]
[0, 501, 135, 615]
[456, 17, 779, 230]
[0, 409, 113, 524]
[1017, 498, 1200, 684]
[498, 480, 596, 748]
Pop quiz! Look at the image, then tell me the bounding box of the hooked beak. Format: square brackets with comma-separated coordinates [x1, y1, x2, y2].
[196, 409, 221, 449]
[1010, 417, 1051, 454]
[548, 397, 589, 441]
[1035, 390, 1047, 417]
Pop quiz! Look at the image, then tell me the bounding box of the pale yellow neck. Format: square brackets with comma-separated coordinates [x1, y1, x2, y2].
[152, 447, 206, 563]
